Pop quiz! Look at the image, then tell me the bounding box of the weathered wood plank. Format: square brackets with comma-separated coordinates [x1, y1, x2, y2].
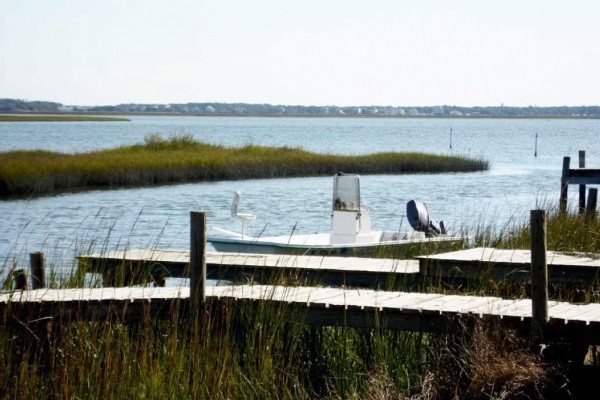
[552, 303, 600, 323]
[80, 250, 419, 274]
[376, 293, 446, 310]
[458, 297, 508, 316]
[419, 247, 600, 283]
[565, 168, 600, 185]
[3, 285, 600, 342]
[78, 250, 420, 288]
[489, 299, 533, 319]
[305, 288, 346, 305]
[414, 295, 500, 315]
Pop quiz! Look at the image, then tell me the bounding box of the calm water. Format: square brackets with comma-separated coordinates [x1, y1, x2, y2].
[1, 116, 599, 277]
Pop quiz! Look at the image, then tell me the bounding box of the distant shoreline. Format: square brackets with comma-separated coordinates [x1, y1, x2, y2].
[1, 111, 598, 120]
[0, 115, 130, 122]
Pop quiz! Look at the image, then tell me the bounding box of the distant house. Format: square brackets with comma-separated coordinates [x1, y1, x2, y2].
[205, 106, 216, 113]
[58, 105, 74, 112]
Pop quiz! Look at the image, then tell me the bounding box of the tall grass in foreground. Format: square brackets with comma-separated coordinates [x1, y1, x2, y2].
[7, 202, 600, 399]
[2, 297, 554, 399]
[0, 134, 489, 197]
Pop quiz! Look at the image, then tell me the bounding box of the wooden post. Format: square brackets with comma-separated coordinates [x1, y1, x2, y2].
[190, 211, 207, 312]
[30, 251, 46, 289]
[14, 269, 28, 290]
[559, 157, 570, 214]
[530, 210, 548, 342]
[585, 188, 598, 223]
[579, 150, 586, 213]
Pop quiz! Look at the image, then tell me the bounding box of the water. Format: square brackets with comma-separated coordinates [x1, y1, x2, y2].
[1, 116, 599, 278]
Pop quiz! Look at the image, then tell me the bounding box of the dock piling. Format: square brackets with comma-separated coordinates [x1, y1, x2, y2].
[579, 150, 586, 213]
[530, 210, 548, 342]
[30, 251, 46, 289]
[585, 188, 598, 223]
[13, 269, 28, 290]
[560, 157, 570, 214]
[190, 211, 207, 311]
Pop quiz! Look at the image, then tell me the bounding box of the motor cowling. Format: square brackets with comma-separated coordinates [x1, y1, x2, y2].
[406, 200, 446, 236]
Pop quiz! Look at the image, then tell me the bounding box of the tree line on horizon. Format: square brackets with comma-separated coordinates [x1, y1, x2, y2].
[1, 98, 599, 117]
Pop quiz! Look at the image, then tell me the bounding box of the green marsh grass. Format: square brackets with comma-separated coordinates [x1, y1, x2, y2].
[8, 202, 600, 399]
[0, 134, 489, 197]
[0, 287, 430, 399]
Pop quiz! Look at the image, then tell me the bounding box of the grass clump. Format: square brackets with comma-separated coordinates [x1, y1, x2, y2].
[0, 134, 489, 197]
[422, 319, 551, 400]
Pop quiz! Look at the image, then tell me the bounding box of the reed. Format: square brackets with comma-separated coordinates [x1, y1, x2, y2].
[0, 290, 430, 399]
[0, 134, 489, 197]
[8, 202, 600, 399]
[0, 115, 130, 122]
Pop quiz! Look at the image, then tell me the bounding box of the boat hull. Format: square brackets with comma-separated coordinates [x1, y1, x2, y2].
[208, 236, 465, 257]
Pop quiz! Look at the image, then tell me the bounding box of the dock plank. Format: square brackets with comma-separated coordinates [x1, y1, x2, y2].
[418, 247, 600, 283]
[80, 247, 600, 289]
[412, 295, 500, 315]
[488, 299, 533, 319]
[2, 285, 597, 325]
[552, 303, 600, 323]
[78, 250, 420, 288]
[3, 284, 600, 342]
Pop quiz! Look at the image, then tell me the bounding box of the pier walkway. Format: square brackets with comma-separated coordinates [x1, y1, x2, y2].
[78, 249, 420, 287]
[78, 247, 600, 287]
[2, 284, 600, 344]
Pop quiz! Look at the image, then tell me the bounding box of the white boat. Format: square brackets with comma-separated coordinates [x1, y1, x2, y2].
[208, 173, 465, 256]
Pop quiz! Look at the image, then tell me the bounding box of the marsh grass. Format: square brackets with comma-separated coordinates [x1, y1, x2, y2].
[5, 202, 599, 399]
[0, 291, 432, 399]
[0, 134, 489, 197]
[423, 318, 550, 400]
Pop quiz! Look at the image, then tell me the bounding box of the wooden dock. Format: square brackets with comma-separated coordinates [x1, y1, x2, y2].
[560, 152, 600, 214]
[418, 247, 600, 283]
[5, 211, 600, 362]
[2, 284, 600, 345]
[78, 249, 420, 287]
[78, 246, 600, 287]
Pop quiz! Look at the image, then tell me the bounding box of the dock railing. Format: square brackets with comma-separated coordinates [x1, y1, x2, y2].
[560, 151, 600, 216]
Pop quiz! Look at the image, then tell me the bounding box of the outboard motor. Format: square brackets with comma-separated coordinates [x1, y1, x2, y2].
[406, 200, 446, 236]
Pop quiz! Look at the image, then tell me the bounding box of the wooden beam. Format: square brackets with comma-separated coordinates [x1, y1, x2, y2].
[563, 169, 600, 185]
[190, 211, 207, 312]
[579, 150, 586, 213]
[585, 188, 598, 223]
[530, 210, 548, 342]
[560, 156, 570, 213]
[30, 251, 46, 289]
[13, 269, 28, 290]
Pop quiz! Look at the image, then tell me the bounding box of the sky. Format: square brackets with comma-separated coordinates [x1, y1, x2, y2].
[1, 0, 599, 107]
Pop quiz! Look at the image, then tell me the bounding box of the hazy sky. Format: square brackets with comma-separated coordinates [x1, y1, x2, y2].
[1, 0, 599, 107]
